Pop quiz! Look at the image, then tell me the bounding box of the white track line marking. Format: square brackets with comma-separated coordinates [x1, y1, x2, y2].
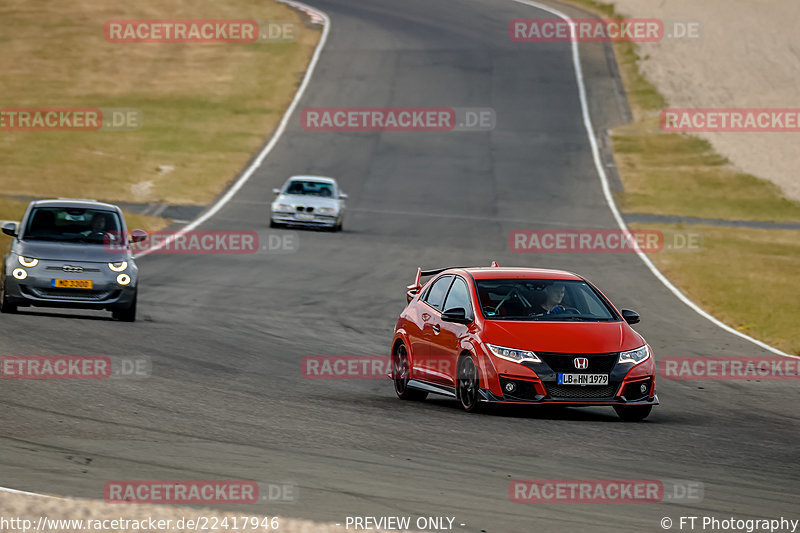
[279, 0, 326, 24]
[0, 486, 51, 497]
[133, 0, 330, 258]
[3, 0, 795, 503]
[0, 0, 332, 498]
[512, 0, 798, 359]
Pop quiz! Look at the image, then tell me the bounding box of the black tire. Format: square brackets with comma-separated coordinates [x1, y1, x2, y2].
[0, 283, 17, 314]
[269, 218, 278, 228]
[112, 293, 137, 322]
[457, 353, 481, 412]
[392, 343, 427, 401]
[334, 222, 342, 232]
[614, 405, 652, 422]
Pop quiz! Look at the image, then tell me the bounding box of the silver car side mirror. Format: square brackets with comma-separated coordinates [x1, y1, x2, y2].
[2, 222, 18, 237]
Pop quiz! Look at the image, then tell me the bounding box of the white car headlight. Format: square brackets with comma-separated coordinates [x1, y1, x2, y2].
[274, 203, 293, 212]
[116, 273, 131, 286]
[486, 343, 541, 363]
[18, 256, 38, 267]
[108, 261, 128, 272]
[317, 207, 336, 215]
[618, 345, 650, 365]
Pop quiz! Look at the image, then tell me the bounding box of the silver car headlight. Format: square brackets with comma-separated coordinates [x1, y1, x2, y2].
[18, 256, 38, 267]
[108, 261, 128, 272]
[274, 203, 293, 212]
[486, 343, 541, 363]
[618, 345, 650, 365]
[317, 207, 336, 215]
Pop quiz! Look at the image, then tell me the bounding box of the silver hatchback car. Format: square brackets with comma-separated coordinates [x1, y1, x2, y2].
[270, 175, 347, 231]
[1, 199, 147, 321]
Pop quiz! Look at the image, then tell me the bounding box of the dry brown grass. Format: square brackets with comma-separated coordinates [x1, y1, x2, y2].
[0, 0, 320, 205]
[555, 0, 800, 354]
[631, 223, 800, 355]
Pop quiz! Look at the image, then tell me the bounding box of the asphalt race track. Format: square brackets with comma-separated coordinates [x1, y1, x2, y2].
[0, 0, 797, 531]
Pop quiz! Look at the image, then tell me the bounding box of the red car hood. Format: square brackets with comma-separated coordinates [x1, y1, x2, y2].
[482, 320, 644, 353]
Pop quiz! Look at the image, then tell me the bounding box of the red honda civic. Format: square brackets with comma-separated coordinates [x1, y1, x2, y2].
[390, 264, 658, 421]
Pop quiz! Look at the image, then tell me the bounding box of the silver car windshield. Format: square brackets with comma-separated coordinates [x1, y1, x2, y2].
[284, 180, 336, 197]
[22, 207, 123, 244]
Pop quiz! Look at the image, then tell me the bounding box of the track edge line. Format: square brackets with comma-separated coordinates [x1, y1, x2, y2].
[133, 0, 331, 258]
[511, 0, 798, 360]
[0, 0, 333, 497]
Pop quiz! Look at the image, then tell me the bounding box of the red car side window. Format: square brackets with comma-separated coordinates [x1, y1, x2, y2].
[443, 277, 472, 317]
[423, 275, 453, 311]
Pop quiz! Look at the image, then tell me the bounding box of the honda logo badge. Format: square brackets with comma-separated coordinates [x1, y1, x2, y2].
[574, 357, 589, 369]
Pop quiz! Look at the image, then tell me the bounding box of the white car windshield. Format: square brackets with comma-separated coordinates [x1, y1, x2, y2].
[284, 180, 336, 197]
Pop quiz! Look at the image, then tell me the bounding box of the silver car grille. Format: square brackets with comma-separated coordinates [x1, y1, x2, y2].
[24, 286, 118, 301]
[46, 265, 101, 273]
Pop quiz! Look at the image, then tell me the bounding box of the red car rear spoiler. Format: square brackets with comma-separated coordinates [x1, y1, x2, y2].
[406, 262, 499, 303]
[406, 268, 424, 303]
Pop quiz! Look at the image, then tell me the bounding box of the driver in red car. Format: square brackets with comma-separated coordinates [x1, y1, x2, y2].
[537, 283, 566, 315]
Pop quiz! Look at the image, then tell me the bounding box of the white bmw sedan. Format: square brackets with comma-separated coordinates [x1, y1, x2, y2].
[270, 175, 346, 231]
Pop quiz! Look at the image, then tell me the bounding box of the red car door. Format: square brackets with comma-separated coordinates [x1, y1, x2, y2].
[427, 276, 474, 388]
[402, 301, 430, 374]
[412, 275, 453, 384]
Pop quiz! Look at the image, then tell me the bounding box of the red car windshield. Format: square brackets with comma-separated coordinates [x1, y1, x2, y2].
[475, 279, 618, 321]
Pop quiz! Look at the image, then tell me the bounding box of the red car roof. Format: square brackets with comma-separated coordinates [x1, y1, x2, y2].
[458, 267, 583, 280]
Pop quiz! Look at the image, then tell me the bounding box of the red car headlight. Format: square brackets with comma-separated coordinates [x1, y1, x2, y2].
[618, 345, 650, 365]
[486, 343, 541, 364]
